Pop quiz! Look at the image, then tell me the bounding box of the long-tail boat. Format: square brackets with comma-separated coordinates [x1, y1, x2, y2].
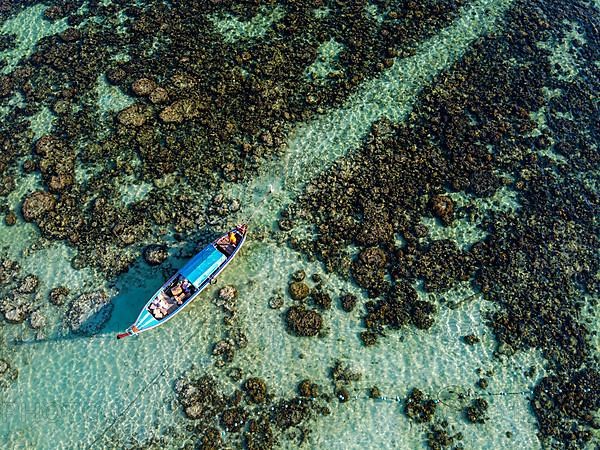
[116, 224, 248, 339]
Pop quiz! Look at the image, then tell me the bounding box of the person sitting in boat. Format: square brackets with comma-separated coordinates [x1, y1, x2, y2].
[171, 283, 183, 298]
[228, 231, 237, 246]
[174, 291, 186, 305]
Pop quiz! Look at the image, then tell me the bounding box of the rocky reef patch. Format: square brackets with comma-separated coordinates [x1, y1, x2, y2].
[0, 0, 469, 278]
[64, 291, 112, 335]
[285, 0, 600, 446]
[175, 373, 329, 449]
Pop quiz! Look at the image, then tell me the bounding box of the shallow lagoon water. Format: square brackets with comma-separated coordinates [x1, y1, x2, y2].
[0, 225, 546, 449]
[0, 0, 597, 449]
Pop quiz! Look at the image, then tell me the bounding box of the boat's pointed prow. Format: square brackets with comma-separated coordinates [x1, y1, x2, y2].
[116, 325, 140, 340]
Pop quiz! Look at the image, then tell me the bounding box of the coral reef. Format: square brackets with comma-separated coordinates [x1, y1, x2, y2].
[426, 421, 463, 450]
[48, 286, 69, 306]
[532, 369, 599, 446]
[404, 388, 437, 423]
[244, 377, 267, 404]
[298, 379, 319, 399]
[142, 244, 168, 266]
[0, 0, 597, 447]
[285, 305, 323, 337]
[0, 263, 39, 325]
[311, 288, 331, 310]
[0, 0, 468, 279]
[176, 372, 326, 449]
[464, 398, 489, 424]
[287, 0, 599, 445]
[462, 334, 480, 345]
[0, 357, 18, 388]
[339, 293, 357, 312]
[64, 291, 112, 334]
[361, 281, 437, 345]
[288, 281, 309, 301]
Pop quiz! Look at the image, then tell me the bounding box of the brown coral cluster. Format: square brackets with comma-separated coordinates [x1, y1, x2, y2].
[286, 1, 599, 447]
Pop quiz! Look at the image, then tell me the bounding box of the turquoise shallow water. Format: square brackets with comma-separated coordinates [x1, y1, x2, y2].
[0, 230, 545, 449]
[0, 1, 597, 449]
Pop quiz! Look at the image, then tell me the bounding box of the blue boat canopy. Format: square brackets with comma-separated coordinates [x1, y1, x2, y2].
[179, 245, 226, 288]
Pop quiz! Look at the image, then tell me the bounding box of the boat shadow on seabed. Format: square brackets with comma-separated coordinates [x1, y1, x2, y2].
[11, 229, 222, 347]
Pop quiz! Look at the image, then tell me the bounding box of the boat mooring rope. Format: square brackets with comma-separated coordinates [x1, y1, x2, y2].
[86, 364, 167, 450]
[11, 332, 114, 346]
[345, 384, 532, 410]
[242, 184, 274, 225]
[87, 322, 208, 448]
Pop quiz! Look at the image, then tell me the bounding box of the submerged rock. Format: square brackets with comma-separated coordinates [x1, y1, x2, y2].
[244, 377, 267, 404]
[49, 286, 69, 306]
[65, 291, 112, 334]
[142, 244, 168, 266]
[288, 281, 310, 301]
[405, 388, 437, 423]
[21, 191, 56, 222]
[285, 306, 322, 337]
